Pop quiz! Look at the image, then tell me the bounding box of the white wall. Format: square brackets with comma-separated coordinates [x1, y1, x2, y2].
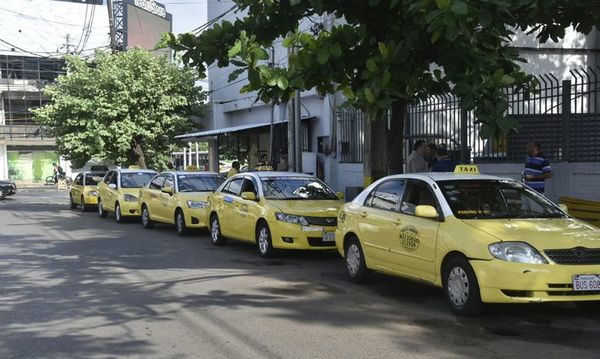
[0, 144, 7, 181]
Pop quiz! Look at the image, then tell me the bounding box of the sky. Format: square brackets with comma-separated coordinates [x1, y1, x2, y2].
[162, 0, 207, 35]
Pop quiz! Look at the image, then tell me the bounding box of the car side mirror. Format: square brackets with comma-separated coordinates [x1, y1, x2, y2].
[415, 205, 438, 219]
[108, 183, 117, 190]
[162, 186, 174, 195]
[336, 192, 345, 200]
[559, 203, 569, 214]
[241, 191, 257, 201]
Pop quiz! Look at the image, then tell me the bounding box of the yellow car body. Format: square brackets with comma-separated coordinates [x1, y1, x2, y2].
[97, 168, 156, 223]
[208, 172, 343, 257]
[336, 168, 600, 314]
[70, 171, 106, 211]
[138, 171, 225, 235]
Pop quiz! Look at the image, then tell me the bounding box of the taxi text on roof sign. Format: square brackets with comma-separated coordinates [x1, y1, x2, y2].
[454, 165, 480, 174]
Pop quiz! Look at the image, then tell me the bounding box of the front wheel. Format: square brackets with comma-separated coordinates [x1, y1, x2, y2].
[98, 199, 107, 218]
[175, 209, 188, 236]
[256, 222, 277, 258]
[115, 202, 125, 223]
[80, 196, 89, 212]
[69, 194, 77, 209]
[345, 237, 371, 283]
[210, 215, 227, 246]
[443, 257, 483, 316]
[0, 188, 6, 200]
[141, 205, 154, 229]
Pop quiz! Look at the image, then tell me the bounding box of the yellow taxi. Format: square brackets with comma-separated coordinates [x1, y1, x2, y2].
[336, 165, 600, 315]
[69, 170, 106, 212]
[209, 172, 344, 257]
[138, 171, 225, 235]
[97, 168, 156, 223]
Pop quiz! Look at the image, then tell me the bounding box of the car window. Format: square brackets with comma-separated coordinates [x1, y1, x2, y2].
[260, 176, 338, 200]
[177, 175, 224, 192]
[365, 179, 405, 211]
[120, 172, 155, 188]
[164, 175, 175, 190]
[74, 174, 83, 186]
[104, 171, 113, 184]
[109, 172, 118, 185]
[85, 173, 105, 186]
[241, 178, 257, 195]
[149, 175, 166, 190]
[400, 180, 437, 215]
[224, 178, 244, 196]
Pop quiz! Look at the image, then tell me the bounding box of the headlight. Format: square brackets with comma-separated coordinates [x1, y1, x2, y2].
[123, 194, 138, 202]
[489, 242, 547, 264]
[187, 200, 208, 209]
[275, 212, 309, 226]
[87, 190, 98, 197]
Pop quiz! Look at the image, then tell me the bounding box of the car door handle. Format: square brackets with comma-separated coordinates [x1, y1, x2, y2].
[394, 218, 402, 226]
[360, 211, 368, 218]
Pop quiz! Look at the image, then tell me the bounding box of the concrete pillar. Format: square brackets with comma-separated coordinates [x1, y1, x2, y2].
[183, 147, 187, 168]
[195, 142, 199, 168]
[0, 144, 7, 180]
[208, 138, 219, 173]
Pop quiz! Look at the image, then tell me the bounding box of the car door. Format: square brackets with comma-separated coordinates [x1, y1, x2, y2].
[144, 175, 165, 221]
[72, 174, 83, 204]
[100, 171, 115, 211]
[162, 174, 178, 224]
[234, 177, 261, 241]
[105, 171, 119, 211]
[394, 179, 441, 282]
[357, 179, 407, 275]
[156, 174, 175, 222]
[219, 177, 244, 238]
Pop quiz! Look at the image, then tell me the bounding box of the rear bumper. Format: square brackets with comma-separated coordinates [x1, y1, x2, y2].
[270, 222, 337, 250]
[471, 259, 600, 303]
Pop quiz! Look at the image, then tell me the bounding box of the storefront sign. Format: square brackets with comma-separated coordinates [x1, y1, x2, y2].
[133, 0, 167, 18]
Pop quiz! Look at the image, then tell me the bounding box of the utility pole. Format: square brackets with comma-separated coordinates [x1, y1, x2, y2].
[107, 0, 117, 53]
[287, 46, 295, 172]
[294, 82, 302, 173]
[268, 47, 275, 166]
[59, 34, 75, 55]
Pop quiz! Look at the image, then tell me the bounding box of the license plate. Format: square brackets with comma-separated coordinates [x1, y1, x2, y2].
[572, 275, 600, 291]
[323, 232, 335, 242]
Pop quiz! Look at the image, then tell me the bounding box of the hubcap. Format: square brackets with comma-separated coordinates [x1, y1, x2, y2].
[447, 266, 470, 307]
[142, 208, 149, 225]
[211, 218, 219, 243]
[258, 227, 269, 254]
[177, 213, 183, 231]
[98, 202, 103, 214]
[346, 244, 361, 276]
[116, 205, 121, 220]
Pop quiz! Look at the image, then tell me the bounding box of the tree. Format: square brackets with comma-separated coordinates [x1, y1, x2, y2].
[165, 0, 600, 175]
[33, 49, 205, 169]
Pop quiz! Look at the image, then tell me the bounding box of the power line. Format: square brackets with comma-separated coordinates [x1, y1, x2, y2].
[189, 4, 238, 34]
[0, 38, 51, 58]
[74, 1, 91, 53]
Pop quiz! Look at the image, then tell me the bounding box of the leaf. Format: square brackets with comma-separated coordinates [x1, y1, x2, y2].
[317, 47, 330, 64]
[330, 43, 343, 58]
[282, 37, 294, 48]
[227, 41, 242, 58]
[342, 86, 355, 100]
[389, 0, 400, 9]
[364, 88, 376, 103]
[382, 69, 392, 86]
[252, 48, 270, 61]
[277, 76, 289, 90]
[500, 74, 515, 86]
[378, 42, 389, 59]
[431, 30, 442, 44]
[435, 0, 450, 9]
[366, 59, 378, 72]
[451, 2, 468, 15]
[228, 68, 245, 82]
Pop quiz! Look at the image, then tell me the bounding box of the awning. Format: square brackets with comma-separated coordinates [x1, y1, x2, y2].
[176, 116, 316, 140]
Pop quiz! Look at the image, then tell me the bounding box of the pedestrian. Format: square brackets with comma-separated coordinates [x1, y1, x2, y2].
[227, 161, 240, 178]
[431, 146, 457, 172]
[52, 162, 64, 184]
[406, 140, 429, 173]
[426, 143, 438, 170]
[523, 142, 552, 194]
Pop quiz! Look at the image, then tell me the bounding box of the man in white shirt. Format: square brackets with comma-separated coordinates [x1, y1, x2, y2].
[406, 140, 429, 173]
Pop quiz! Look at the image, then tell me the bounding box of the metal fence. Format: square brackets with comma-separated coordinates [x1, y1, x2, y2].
[337, 107, 365, 163]
[406, 66, 600, 163]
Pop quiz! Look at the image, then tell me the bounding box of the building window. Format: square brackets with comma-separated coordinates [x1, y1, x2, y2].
[337, 108, 365, 163]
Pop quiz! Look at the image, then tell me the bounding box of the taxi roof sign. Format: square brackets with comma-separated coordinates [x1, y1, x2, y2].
[454, 165, 480, 174]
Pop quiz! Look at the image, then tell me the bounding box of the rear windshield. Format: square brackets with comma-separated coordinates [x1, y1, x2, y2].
[261, 176, 338, 200]
[177, 175, 225, 192]
[85, 173, 105, 186]
[120, 172, 155, 188]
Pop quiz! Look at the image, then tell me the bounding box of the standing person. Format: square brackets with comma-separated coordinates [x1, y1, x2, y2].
[52, 162, 64, 184]
[426, 143, 438, 170]
[406, 140, 429, 173]
[227, 161, 240, 178]
[431, 147, 457, 172]
[523, 142, 552, 194]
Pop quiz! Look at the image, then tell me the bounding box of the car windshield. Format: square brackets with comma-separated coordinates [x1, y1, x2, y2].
[120, 172, 155, 188]
[177, 175, 224, 192]
[437, 179, 566, 219]
[261, 176, 338, 200]
[85, 173, 105, 186]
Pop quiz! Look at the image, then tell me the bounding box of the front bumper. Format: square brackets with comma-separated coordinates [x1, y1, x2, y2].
[120, 200, 140, 216]
[184, 208, 209, 229]
[1, 185, 16, 196]
[270, 222, 337, 250]
[471, 259, 600, 303]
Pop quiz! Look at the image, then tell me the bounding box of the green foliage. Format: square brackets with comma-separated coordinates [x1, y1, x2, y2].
[164, 0, 600, 139]
[33, 49, 205, 169]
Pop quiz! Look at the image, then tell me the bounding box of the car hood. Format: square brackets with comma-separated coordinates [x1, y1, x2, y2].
[463, 218, 600, 250]
[268, 200, 342, 216]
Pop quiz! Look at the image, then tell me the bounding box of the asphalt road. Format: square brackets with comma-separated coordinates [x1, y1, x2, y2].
[2, 189, 600, 358]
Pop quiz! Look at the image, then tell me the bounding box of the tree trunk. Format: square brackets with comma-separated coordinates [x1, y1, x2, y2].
[388, 100, 405, 174]
[134, 142, 147, 169]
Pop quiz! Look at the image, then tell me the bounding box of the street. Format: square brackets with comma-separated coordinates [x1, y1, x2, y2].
[1, 190, 600, 358]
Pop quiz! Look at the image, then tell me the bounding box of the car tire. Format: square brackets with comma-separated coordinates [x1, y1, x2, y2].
[141, 204, 154, 229]
[69, 194, 77, 209]
[98, 199, 107, 218]
[80, 196, 88, 212]
[175, 209, 188, 236]
[115, 202, 125, 223]
[443, 257, 483, 316]
[0, 188, 7, 200]
[210, 215, 227, 246]
[344, 236, 371, 283]
[256, 222, 277, 258]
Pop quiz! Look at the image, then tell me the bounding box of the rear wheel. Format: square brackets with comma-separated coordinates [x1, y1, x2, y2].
[344, 237, 371, 283]
[69, 194, 77, 209]
[175, 209, 188, 236]
[443, 257, 483, 316]
[80, 196, 88, 212]
[210, 215, 227, 246]
[98, 199, 107, 218]
[141, 204, 153, 229]
[115, 202, 125, 223]
[257, 222, 277, 258]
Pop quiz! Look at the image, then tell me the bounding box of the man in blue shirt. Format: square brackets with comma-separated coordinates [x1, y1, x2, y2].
[523, 142, 552, 193]
[431, 147, 457, 172]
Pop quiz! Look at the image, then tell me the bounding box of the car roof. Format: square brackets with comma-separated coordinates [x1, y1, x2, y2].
[162, 171, 221, 176]
[382, 172, 508, 182]
[245, 171, 316, 178]
[116, 168, 156, 173]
